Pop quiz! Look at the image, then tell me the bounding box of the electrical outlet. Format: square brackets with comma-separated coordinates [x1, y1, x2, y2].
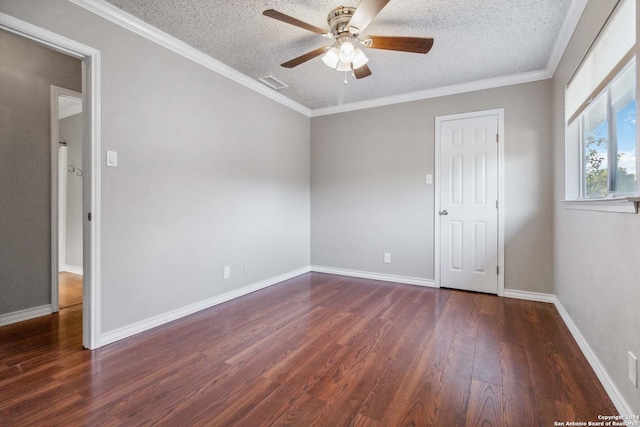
[384, 252, 391, 264]
[629, 351, 637, 387]
[243, 263, 248, 274]
[223, 266, 231, 279]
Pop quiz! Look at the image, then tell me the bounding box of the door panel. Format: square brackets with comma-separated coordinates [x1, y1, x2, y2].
[450, 155, 463, 205]
[450, 220, 463, 271]
[439, 114, 498, 294]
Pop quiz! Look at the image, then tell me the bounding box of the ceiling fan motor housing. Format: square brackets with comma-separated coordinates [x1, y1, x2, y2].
[328, 6, 357, 36]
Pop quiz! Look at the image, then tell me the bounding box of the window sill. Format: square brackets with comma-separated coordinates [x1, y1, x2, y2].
[561, 197, 640, 213]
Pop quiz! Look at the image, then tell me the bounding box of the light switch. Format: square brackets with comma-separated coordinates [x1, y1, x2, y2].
[425, 174, 433, 184]
[106, 150, 118, 167]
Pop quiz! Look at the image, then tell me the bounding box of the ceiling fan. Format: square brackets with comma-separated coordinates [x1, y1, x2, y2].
[263, 0, 434, 84]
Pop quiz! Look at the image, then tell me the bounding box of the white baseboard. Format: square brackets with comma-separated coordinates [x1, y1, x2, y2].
[310, 265, 436, 288]
[503, 289, 555, 303]
[61, 265, 83, 275]
[553, 297, 633, 415]
[99, 266, 311, 346]
[0, 305, 52, 327]
[468, 288, 632, 413]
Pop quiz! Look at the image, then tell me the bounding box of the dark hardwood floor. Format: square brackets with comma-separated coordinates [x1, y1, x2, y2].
[0, 273, 615, 426]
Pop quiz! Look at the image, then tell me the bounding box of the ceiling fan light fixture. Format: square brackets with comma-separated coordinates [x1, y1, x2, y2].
[336, 60, 352, 72]
[322, 46, 340, 68]
[338, 41, 356, 63]
[352, 48, 368, 69]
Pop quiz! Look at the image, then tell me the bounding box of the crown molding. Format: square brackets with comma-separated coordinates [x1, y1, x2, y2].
[68, 0, 585, 118]
[545, 0, 588, 77]
[311, 69, 551, 117]
[310, 0, 586, 117]
[68, 0, 312, 117]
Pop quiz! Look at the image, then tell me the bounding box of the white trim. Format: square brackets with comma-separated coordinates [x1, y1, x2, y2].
[497, 110, 505, 297]
[82, 49, 102, 350]
[58, 98, 82, 119]
[503, 289, 555, 303]
[58, 145, 67, 272]
[66, 0, 583, 118]
[312, 71, 550, 117]
[553, 297, 634, 415]
[310, 266, 436, 288]
[505, 288, 635, 413]
[434, 109, 505, 296]
[100, 266, 311, 346]
[51, 86, 82, 314]
[67, 0, 311, 118]
[0, 305, 52, 327]
[546, 0, 589, 75]
[62, 265, 84, 275]
[561, 197, 640, 213]
[0, 12, 102, 350]
[310, 0, 586, 117]
[61, 0, 584, 119]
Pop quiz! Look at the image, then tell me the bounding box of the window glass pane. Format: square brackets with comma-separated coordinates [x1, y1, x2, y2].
[583, 94, 608, 198]
[614, 100, 636, 193]
[613, 62, 636, 194]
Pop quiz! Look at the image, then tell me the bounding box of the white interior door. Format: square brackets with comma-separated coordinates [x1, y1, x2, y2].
[438, 112, 499, 294]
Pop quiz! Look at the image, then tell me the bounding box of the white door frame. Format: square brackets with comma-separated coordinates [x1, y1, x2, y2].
[434, 108, 505, 296]
[0, 12, 103, 349]
[51, 86, 82, 312]
[58, 143, 68, 273]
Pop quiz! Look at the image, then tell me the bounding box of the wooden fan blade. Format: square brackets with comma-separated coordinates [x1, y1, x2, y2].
[348, 0, 391, 33]
[281, 47, 328, 68]
[263, 9, 329, 36]
[365, 36, 434, 54]
[354, 64, 372, 79]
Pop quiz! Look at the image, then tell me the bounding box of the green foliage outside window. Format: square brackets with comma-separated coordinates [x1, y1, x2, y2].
[585, 130, 636, 198]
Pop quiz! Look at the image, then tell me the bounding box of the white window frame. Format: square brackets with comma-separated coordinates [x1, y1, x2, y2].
[563, 0, 639, 213]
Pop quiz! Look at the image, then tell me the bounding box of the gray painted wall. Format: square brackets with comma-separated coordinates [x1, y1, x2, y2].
[0, 0, 311, 333]
[0, 29, 81, 315]
[8, 9, 637, 414]
[311, 80, 554, 293]
[552, 1, 640, 413]
[59, 113, 83, 269]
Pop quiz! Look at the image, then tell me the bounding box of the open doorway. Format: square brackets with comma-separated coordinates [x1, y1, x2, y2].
[54, 90, 83, 309]
[0, 13, 102, 349]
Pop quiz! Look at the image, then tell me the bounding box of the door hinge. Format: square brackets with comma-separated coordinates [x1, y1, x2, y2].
[88, 212, 92, 221]
[496, 133, 499, 143]
[497, 266, 499, 275]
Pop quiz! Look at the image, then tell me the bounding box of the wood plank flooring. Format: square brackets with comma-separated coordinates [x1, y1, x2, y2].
[59, 271, 83, 308]
[0, 273, 615, 426]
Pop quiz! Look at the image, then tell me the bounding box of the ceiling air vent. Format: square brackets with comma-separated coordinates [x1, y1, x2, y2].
[258, 75, 288, 90]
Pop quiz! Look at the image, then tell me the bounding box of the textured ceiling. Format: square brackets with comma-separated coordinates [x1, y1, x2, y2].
[103, 0, 572, 110]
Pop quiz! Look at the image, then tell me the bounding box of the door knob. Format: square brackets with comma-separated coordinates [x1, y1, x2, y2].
[440, 209, 449, 215]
